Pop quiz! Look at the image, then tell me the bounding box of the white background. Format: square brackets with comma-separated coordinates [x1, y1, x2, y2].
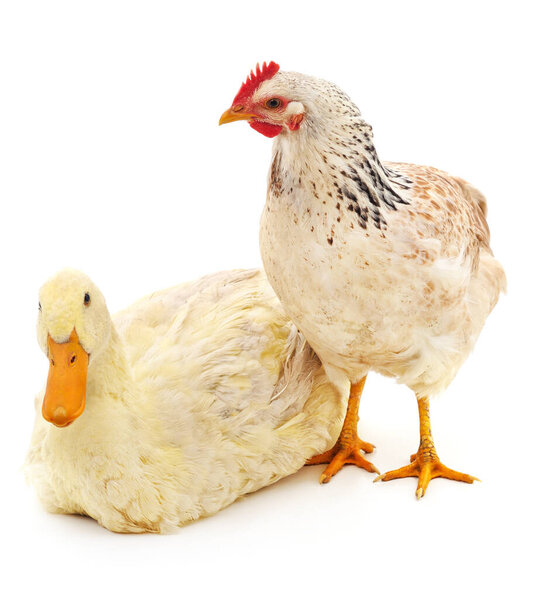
[1, 1, 532, 598]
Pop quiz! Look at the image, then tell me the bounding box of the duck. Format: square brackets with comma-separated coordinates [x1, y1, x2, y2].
[26, 268, 345, 533]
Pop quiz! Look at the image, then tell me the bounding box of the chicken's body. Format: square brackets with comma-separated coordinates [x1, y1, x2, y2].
[262, 152, 503, 398]
[221, 65, 506, 496]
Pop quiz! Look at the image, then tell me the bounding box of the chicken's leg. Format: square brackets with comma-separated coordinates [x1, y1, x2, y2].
[307, 376, 379, 482]
[375, 395, 479, 498]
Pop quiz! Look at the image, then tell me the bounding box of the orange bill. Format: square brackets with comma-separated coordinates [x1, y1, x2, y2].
[219, 106, 258, 125]
[42, 329, 89, 427]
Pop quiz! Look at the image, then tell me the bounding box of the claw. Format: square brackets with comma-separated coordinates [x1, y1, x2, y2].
[306, 377, 378, 483]
[310, 439, 379, 483]
[377, 450, 478, 499]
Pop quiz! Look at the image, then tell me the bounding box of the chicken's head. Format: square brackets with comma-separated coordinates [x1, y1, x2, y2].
[219, 61, 305, 138]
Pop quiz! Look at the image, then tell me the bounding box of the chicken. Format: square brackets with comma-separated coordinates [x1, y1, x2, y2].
[219, 62, 506, 498]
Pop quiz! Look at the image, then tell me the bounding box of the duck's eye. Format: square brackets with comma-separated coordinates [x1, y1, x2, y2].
[84, 293, 91, 307]
[265, 98, 282, 109]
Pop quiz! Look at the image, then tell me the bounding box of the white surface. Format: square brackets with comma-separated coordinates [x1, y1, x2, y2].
[0, 1, 531, 598]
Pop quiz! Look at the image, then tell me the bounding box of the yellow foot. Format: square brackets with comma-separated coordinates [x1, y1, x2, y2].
[307, 438, 379, 483]
[374, 452, 480, 499]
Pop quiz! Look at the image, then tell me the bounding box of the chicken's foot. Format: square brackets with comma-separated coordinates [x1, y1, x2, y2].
[375, 395, 479, 498]
[306, 376, 379, 482]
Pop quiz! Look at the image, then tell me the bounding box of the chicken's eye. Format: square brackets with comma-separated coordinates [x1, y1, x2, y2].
[265, 98, 282, 109]
[38, 302, 42, 312]
[84, 293, 91, 307]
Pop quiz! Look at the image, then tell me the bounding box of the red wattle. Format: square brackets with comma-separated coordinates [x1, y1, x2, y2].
[249, 120, 283, 138]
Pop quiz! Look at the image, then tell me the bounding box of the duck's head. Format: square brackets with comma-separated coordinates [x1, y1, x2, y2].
[37, 269, 111, 428]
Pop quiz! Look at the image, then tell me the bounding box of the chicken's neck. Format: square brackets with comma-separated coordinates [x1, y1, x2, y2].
[270, 106, 412, 232]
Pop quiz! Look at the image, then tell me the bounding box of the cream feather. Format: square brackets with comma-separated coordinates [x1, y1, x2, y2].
[26, 268, 345, 533]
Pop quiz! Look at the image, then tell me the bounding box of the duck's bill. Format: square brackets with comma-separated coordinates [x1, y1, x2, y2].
[42, 330, 89, 427]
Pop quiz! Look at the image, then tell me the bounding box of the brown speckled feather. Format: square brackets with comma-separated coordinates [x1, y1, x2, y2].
[254, 69, 505, 397]
[386, 162, 492, 265]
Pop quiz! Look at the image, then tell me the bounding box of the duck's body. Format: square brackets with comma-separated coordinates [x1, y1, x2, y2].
[26, 269, 344, 533]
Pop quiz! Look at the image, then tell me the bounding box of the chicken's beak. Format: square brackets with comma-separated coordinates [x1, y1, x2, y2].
[219, 106, 258, 126]
[42, 330, 89, 428]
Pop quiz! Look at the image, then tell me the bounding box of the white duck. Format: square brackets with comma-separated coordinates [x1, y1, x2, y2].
[26, 268, 344, 533]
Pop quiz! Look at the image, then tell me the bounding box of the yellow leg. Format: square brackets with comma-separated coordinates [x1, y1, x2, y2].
[307, 376, 379, 483]
[375, 395, 479, 498]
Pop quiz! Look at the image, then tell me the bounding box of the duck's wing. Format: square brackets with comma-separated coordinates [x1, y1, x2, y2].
[113, 269, 261, 367]
[116, 268, 341, 439]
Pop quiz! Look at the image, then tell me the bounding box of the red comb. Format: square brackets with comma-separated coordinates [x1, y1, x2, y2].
[233, 61, 280, 104]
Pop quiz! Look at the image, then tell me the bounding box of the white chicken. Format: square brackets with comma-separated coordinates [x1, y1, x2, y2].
[220, 62, 506, 498]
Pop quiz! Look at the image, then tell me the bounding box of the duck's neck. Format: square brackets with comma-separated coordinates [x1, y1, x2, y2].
[86, 325, 134, 404]
[48, 325, 139, 443]
[41, 326, 168, 532]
